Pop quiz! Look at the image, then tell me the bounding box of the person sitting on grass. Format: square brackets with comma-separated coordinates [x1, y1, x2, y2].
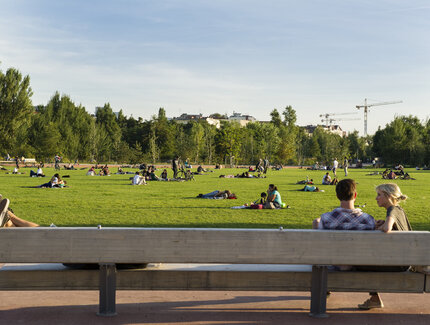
[37, 166, 45, 177]
[160, 169, 168, 180]
[322, 172, 338, 185]
[197, 190, 236, 199]
[86, 166, 95, 176]
[322, 172, 331, 185]
[251, 192, 267, 205]
[264, 184, 283, 209]
[387, 170, 397, 179]
[102, 164, 110, 176]
[12, 167, 22, 174]
[149, 169, 159, 181]
[132, 171, 146, 185]
[197, 165, 207, 173]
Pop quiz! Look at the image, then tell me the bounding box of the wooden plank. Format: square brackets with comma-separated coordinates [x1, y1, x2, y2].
[0, 228, 429, 265]
[328, 271, 425, 293]
[0, 263, 425, 293]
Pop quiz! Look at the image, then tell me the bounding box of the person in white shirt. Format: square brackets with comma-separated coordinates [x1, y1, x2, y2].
[36, 166, 44, 177]
[132, 172, 146, 185]
[332, 158, 339, 177]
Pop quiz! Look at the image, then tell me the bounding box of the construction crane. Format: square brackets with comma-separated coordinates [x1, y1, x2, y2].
[322, 117, 361, 126]
[356, 98, 402, 136]
[319, 112, 358, 127]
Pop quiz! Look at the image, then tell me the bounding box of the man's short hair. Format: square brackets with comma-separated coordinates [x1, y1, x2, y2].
[335, 179, 356, 201]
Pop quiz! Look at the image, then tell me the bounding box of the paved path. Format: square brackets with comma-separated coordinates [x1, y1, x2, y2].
[0, 290, 429, 324]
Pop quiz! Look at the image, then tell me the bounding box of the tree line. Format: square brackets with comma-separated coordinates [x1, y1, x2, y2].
[1, 65, 429, 166]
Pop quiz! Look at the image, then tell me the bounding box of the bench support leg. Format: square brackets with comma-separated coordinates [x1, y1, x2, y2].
[309, 265, 328, 318]
[98, 263, 117, 316]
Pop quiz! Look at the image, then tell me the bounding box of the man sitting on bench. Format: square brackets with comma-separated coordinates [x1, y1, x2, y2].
[312, 179, 377, 307]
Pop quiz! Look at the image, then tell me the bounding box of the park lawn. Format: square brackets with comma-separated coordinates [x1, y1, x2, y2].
[1, 166, 429, 230]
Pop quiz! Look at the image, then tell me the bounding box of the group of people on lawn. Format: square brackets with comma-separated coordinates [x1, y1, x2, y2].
[0, 178, 412, 311]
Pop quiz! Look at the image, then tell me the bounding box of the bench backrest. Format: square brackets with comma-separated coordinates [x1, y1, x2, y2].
[1, 228, 429, 265]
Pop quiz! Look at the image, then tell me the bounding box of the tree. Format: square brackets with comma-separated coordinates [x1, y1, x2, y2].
[215, 122, 243, 166]
[0, 66, 33, 153]
[152, 108, 174, 161]
[95, 103, 122, 161]
[282, 105, 297, 127]
[270, 109, 282, 128]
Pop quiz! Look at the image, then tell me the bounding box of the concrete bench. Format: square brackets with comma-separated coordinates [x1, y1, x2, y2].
[0, 228, 429, 317]
[23, 158, 37, 166]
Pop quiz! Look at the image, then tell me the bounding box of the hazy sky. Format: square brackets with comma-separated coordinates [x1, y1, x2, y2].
[1, 0, 429, 135]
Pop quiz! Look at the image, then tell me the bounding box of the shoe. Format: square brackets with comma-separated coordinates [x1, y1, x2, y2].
[0, 198, 10, 227]
[358, 298, 384, 310]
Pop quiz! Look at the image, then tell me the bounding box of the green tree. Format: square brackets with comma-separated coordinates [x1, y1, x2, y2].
[270, 109, 282, 128]
[0, 66, 33, 153]
[215, 122, 243, 166]
[282, 105, 297, 127]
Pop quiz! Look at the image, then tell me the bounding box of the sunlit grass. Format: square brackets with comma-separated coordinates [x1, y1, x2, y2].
[1, 165, 429, 230]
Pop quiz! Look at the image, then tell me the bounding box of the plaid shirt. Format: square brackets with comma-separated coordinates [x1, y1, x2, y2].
[319, 208, 375, 230]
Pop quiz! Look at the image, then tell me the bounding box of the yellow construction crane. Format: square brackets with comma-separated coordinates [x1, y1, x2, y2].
[356, 98, 402, 136]
[319, 112, 358, 127]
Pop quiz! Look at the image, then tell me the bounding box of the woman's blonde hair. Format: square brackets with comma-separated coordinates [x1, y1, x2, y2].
[376, 183, 407, 205]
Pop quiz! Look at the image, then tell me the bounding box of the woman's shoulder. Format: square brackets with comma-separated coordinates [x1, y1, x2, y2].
[387, 205, 405, 217]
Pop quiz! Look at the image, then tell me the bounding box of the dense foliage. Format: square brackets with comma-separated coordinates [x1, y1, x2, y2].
[1, 65, 429, 166]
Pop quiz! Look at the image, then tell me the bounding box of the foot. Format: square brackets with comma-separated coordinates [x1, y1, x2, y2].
[358, 298, 384, 310]
[0, 198, 11, 227]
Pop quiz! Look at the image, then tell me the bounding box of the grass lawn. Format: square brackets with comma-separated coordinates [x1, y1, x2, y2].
[1, 166, 429, 230]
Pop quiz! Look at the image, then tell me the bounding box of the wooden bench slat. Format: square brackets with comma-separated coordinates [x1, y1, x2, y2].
[1, 228, 429, 266]
[0, 263, 425, 293]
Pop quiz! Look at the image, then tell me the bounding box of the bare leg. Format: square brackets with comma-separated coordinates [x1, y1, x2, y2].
[6, 210, 39, 227]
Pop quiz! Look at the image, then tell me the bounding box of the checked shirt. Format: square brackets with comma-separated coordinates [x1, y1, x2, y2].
[319, 207, 375, 230]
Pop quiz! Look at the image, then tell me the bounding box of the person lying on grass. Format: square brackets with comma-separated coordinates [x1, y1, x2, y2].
[197, 190, 237, 199]
[300, 185, 322, 192]
[37, 173, 66, 188]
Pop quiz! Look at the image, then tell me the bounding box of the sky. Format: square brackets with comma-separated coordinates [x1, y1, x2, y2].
[1, 0, 429, 135]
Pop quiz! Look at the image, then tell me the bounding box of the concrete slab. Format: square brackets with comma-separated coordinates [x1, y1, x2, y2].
[0, 290, 429, 325]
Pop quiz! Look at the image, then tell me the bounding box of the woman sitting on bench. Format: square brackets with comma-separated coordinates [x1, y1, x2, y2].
[357, 183, 412, 310]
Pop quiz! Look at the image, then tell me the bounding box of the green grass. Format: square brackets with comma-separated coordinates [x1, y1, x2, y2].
[1, 166, 429, 230]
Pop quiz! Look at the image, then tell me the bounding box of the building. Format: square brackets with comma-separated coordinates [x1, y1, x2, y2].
[172, 113, 221, 129]
[228, 112, 256, 127]
[303, 124, 347, 137]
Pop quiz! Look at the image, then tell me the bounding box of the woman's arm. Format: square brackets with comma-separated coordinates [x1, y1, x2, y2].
[267, 192, 276, 202]
[377, 216, 395, 233]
